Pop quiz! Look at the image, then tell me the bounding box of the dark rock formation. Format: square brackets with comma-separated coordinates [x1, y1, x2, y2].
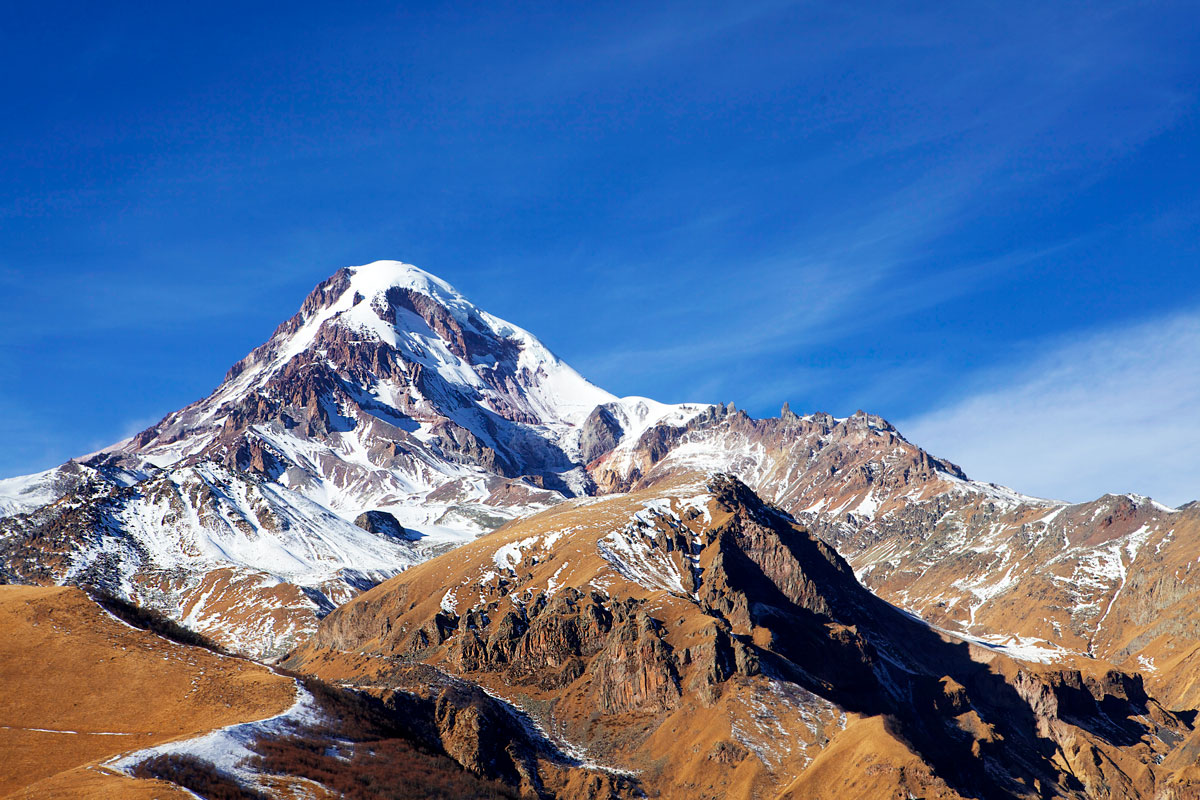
[354, 510, 414, 540]
[580, 406, 623, 465]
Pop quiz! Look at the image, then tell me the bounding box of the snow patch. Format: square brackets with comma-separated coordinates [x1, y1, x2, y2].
[111, 679, 323, 788]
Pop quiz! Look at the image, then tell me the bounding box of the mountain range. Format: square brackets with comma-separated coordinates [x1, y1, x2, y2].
[3, 261, 1199, 799]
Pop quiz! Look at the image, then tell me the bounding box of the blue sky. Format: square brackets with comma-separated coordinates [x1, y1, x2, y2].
[2, 1, 1199, 504]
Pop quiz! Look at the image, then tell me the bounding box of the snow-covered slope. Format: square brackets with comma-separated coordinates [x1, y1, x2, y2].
[0, 462, 109, 517]
[0, 461, 427, 657]
[100, 261, 623, 524]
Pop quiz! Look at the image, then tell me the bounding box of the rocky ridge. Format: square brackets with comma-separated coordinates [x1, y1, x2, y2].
[293, 473, 1196, 799]
[581, 404, 1200, 710]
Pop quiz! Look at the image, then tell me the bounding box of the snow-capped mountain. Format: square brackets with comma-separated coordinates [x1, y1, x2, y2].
[0, 261, 706, 657]
[103, 261, 624, 526]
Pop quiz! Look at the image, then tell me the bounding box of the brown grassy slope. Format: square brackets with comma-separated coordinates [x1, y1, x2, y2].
[0, 585, 294, 798]
[777, 715, 965, 800]
[8, 767, 194, 800]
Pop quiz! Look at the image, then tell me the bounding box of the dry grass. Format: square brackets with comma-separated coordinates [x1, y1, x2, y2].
[0, 585, 293, 797]
[246, 677, 520, 800]
[131, 754, 270, 800]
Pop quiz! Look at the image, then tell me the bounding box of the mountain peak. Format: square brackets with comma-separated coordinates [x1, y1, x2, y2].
[95, 260, 625, 540]
[347, 260, 466, 306]
[266, 260, 485, 359]
[201, 259, 617, 436]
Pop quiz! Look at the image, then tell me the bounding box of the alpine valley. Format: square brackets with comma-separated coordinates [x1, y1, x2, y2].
[4, 261, 1200, 800]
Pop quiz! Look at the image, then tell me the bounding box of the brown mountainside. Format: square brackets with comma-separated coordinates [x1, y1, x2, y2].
[0, 584, 294, 799]
[292, 473, 1196, 799]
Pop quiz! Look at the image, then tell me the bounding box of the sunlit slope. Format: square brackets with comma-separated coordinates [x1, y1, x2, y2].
[0, 585, 293, 798]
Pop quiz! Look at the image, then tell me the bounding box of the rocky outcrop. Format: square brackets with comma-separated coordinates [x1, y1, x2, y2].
[396, 585, 687, 716]
[580, 406, 623, 465]
[361, 664, 640, 799]
[703, 474, 858, 623]
[589, 611, 681, 714]
[354, 510, 413, 540]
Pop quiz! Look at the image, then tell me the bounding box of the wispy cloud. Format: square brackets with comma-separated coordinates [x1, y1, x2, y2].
[552, 2, 1193, 408]
[898, 308, 1200, 507]
[570, 168, 1090, 399]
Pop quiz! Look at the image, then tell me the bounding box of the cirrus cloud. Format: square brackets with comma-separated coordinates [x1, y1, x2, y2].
[899, 308, 1200, 507]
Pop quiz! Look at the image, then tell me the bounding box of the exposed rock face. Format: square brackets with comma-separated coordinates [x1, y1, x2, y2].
[589, 610, 682, 714]
[354, 510, 413, 540]
[580, 406, 623, 465]
[293, 474, 1194, 799]
[368, 664, 639, 798]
